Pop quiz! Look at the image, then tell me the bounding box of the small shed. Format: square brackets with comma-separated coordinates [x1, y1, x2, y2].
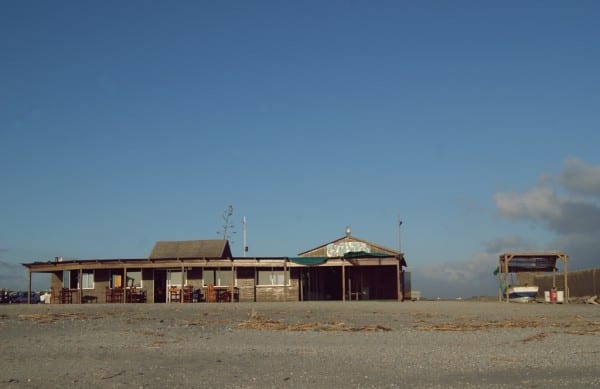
[497, 252, 569, 303]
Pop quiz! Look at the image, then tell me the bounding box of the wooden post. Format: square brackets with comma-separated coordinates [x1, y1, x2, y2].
[254, 266, 257, 303]
[181, 260, 185, 303]
[231, 261, 235, 303]
[27, 270, 32, 304]
[505, 255, 510, 303]
[283, 259, 287, 302]
[79, 267, 83, 304]
[498, 256, 502, 302]
[342, 259, 346, 302]
[396, 259, 401, 302]
[498, 256, 501, 302]
[299, 269, 303, 302]
[563, 254, 568, 304]
[123, 266, 127, 304]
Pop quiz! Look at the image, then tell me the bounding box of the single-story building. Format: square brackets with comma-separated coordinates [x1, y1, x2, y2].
[22, 229, 407, 304]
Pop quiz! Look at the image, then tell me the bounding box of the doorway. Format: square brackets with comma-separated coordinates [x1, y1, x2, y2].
[154, 270, 166, 303]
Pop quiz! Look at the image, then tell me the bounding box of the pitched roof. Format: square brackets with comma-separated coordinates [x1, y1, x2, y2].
[297, 234, 401, 257]
[149, 240, 232, 259]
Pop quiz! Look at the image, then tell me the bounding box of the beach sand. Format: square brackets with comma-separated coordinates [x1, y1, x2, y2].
[1, 301, 599, 388]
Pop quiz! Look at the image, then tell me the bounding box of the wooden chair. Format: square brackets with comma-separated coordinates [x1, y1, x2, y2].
[195, 288, 204, 302]
[206, 285, 217, 303]
[60, 288, 72, 304]
[220, 289, 232, 303]
[128, 287, 145, 303]
[183, 286, 194, 303]
[50, 287, 61, 304]
[169, 287, 181, 303]
[138, 289, 147, 303]
[112, 288, 124, 303]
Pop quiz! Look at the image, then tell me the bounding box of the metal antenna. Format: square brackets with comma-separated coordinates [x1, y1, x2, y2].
[242, 216, 248, 257]
[217, 205, 236, 244]
[397, 216, 403, 253]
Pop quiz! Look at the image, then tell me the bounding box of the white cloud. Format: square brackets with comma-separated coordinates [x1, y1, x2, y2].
[413, 158, 600, 298]
[492, 158, 600, 269]
[411, 251, 499, 298]
[556, 158, 600, 196]
[494, 187, 562, 221]
[494, 166, 600, 235]
[482, 236, 530, 254]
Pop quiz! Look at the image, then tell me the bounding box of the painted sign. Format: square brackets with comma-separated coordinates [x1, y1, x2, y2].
[326, 241, 371, 257]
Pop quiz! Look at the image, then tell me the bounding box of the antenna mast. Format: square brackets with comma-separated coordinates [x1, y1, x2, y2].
[397, 216, 403, 253]
[218, 205, 236, 244]
[242, 216, 248, 257]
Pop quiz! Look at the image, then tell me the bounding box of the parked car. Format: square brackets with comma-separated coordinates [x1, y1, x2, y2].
[0, 289, 10, 303]
[9, 291, 40, 304]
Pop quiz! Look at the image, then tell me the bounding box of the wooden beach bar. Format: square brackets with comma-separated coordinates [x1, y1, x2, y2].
[22, 229, 407, 304]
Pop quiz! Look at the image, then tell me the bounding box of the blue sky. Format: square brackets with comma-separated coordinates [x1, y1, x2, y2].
[2, 1, 599, 297]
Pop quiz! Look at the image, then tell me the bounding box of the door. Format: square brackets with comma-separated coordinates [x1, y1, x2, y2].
[154, 270, 167, 303]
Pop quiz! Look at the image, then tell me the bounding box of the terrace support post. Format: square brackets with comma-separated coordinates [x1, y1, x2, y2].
[500, 255, 505, 302]
[79, 267, 83, 304]
[254, 267, 257, 302]
[342, 260, 346, 302]
[27, 270, 32, 304]
[123, 266, 127, 304]
[181, 260, 185, 303]
[498, 257, 501, 302]
[505, 255, 511, 303]
[231, 261, 235, 303]
[349, 278, 352, 300]
[283, 259, 287, 302]
[396, 260, 401, 302]
[563, 254, 569, 304]
[299, 269, 303, 302]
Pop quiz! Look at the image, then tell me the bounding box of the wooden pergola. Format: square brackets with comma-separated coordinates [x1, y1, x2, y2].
[497, 252, 569, 303]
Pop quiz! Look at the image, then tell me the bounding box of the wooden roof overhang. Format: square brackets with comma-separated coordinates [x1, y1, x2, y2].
[286, 257, 401, 267]
[497, 252, 569, 303]
[22, 256, 301, 273]
[22, 254, 406, 303]
[23, 254, 404, 273]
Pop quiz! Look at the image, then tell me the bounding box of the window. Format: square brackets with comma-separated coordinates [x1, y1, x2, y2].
[64, 270, 93, 289]
[63, 270, 71, 289]
[203, 269, 234, 286]
[257, 268, 288, 286]
[81, 270, 94, 289]
[203, 270, 215, 286]
[168, 270, 183, 287]
[126, 270, 142, 288]
[110, 271, 123, 288]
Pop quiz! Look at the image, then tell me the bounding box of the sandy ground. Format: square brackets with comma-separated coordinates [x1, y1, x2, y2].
[1, 301, 599, 388]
